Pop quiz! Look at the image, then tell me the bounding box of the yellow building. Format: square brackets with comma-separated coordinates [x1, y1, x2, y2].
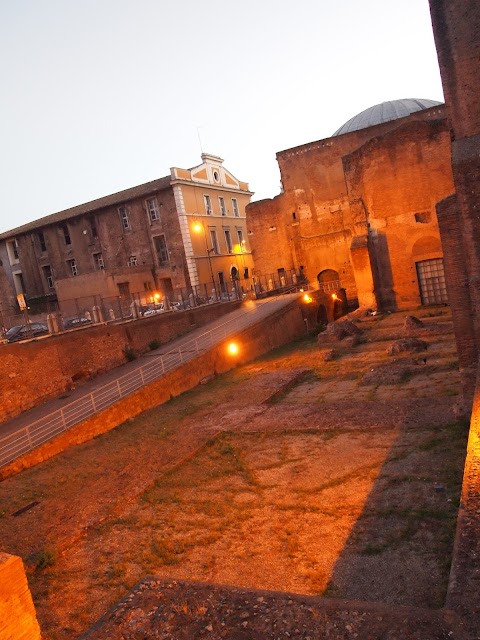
[171, 153, 254, 297]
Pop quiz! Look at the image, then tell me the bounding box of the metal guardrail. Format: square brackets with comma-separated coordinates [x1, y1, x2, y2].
[0, 289, 303, 469]
[317, 280, 342, 293]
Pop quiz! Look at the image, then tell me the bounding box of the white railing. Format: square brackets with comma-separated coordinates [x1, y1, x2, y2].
[0, 290, 301, 469]
[317, 280, 342, 293]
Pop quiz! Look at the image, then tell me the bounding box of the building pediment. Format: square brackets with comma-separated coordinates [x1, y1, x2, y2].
[171, 153, 250, 193]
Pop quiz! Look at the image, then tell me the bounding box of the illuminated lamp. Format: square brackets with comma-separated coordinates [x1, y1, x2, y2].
[227, 342, 239, 356]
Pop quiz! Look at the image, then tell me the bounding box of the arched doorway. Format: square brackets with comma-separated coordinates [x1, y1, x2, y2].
[230, 265, 240, 299]
[317, 304, 328, 325]
[317, 269, 340, 292]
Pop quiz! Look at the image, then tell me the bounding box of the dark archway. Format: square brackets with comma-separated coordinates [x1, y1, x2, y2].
[334, 288, 348, 319]
[317, 269, 339, 284]
[317, 304, 328, 325]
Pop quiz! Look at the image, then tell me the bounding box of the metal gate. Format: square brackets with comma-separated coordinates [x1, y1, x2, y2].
[416, 258, 448, 305]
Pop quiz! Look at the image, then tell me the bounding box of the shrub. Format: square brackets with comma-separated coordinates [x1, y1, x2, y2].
[35, 548, 57, 571]
[124, 346, 137, 361]
[148, 339, 161, 351]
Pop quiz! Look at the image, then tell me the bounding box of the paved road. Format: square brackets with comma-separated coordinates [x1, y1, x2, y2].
[0, 293, 300, 443]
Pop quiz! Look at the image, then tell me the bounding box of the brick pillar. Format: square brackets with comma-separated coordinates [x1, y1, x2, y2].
[349, 235, 376, 310]
[446, 367, 480, 635]
[429, 0, 480, 412]
[436, 194, 478, 407]
[0, 553, 41, 640]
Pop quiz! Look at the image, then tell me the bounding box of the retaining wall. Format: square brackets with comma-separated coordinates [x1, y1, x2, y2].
[0, 301, 241, 424]
[0, 300, 305, 480]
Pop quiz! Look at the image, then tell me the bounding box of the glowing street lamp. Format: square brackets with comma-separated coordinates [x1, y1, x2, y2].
[227, 341, 239, 356]
[303, 293, 313, 304]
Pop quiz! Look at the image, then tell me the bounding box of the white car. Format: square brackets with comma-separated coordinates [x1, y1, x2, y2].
[143, 304, 165, 317]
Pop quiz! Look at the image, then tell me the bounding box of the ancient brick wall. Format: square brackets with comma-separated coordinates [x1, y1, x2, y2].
[276, 105, 447, 197]
[429, 0, 480, 405]
[0, 553, 41, 640]
[0, 302, 241, 424]
[343, 119, 454, 309]
[247, 189, 357, 300]
[445, 366, 480, 636]
[247, 107, 450, 309]
[429, 0, 480, 140]
[436, 195, 477, 384]
[247, 193, 298, 279]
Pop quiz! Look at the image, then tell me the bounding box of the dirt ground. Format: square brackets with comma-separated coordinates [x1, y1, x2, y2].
[0, 307, 469, 639]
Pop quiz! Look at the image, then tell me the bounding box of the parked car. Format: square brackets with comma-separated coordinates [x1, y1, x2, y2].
[143, 304, 166, 317]
[63, 316, 92, 329]
[6, 322, 49, 342]
[171, 301, 190, 311]
[220, 291, 237, 301]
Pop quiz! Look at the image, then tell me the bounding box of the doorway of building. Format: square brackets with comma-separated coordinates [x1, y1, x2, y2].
[317, 304, 328, 325]
[218, 271, 226, 293]
[317, 269, 340, 292]
[416, 258, 448, 305]
[159, 278, 174, 300]
[117, 282, 130, 299]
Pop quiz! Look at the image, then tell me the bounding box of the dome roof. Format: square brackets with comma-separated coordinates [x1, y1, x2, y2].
[333, 99, 443, 136]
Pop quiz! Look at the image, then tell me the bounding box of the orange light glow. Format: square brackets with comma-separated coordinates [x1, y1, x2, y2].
[332, 293, 338, 301]
[303, 293, 313, 303]
[227, 342, 239, 356]
[192, 221, 203, 233]
[153, 292, 161, 302]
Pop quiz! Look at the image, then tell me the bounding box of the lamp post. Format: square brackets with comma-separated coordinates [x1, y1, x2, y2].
[192, 220, 216, 294]
[232, 239, 249, 297]
[239, 239, 247, 278]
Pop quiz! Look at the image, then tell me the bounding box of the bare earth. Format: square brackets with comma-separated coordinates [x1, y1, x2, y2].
[0, 307, 468, 639]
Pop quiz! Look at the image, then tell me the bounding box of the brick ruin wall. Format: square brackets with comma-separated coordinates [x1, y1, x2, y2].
[0, 302, 241, 424]
[276, 106, 447, 196]
[429, 0, 480, 406]
[427, 3, 480, 634]
[248, 107, 452, 311]
[343, 119, 454, 309]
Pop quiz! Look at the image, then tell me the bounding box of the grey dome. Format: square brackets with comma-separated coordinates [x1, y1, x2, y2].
[333, 99, 443, 136]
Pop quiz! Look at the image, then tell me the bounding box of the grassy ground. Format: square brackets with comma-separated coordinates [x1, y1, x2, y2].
[0, 307, 469, 639]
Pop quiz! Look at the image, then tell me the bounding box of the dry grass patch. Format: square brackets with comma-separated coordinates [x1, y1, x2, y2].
[28, 417, 467, 638]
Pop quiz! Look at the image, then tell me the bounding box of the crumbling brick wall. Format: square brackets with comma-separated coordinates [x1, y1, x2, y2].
[429, 0, 480, 406]
[343, 118, 453, 309]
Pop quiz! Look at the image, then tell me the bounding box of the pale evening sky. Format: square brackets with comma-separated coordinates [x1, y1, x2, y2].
[0, 0, 443, 233]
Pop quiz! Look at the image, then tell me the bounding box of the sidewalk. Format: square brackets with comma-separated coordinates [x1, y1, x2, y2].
[0, 294, 299, 444]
